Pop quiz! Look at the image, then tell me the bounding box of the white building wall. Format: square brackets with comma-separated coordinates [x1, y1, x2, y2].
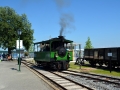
[72, 49, 84, 61]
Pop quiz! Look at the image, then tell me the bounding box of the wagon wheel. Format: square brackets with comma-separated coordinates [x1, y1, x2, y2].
[89, 61, 93, 66]
[105, 62, 109, 68]
[98, 62, 103, 67]
[89, 61, 96, 67]
[112, 64, 115, 69]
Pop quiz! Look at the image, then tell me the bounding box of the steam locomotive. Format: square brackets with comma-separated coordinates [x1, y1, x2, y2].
[34, 36, 73, 70]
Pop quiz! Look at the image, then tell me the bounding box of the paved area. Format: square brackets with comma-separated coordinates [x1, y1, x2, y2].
[0, 61, 54, 90]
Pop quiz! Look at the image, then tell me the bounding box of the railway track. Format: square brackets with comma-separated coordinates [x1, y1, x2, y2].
[22, 60, 120, 90]
[22, 61, 93, 90]
[55, 70, 120, 90]
[67, 70, 120, 84]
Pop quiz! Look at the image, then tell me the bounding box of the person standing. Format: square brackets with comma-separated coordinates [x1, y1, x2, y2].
[7, 54, 11, 61]
[2, 53, 6, 61]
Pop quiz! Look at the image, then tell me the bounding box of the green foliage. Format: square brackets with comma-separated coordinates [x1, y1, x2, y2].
[0, 6, 34, 51]
[24, 51, 29, 56]
[84, 37, 93, 49]
[28, 44, 34, 52]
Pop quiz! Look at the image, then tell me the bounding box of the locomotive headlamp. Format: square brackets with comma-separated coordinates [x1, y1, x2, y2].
[55, 54, 58, 57]
[68, 53, 71, 57]
[67, 52, 71, 60]
[54, 52, 58, 60]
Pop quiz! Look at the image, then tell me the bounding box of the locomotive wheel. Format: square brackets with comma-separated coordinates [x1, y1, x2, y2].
[35, 61, 37, 65]
[66, 63, 69, 70]
[63, 62, 69, 70]
[57, 63, 62, 71]
[35, 61, 39, 66]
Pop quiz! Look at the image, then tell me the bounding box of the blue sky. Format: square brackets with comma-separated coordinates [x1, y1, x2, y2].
[0, 0, 120, 49]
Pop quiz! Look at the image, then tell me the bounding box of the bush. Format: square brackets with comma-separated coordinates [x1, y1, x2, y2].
[24, 52, 29, 56]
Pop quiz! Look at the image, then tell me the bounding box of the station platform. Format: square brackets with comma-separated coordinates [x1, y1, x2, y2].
[0, 60, 54, 90]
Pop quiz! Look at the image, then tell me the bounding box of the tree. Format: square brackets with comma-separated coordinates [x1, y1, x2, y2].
[0, 6, 34, 54]
[84, 37, 93, 49]
[24, 51, 29, 56]
[28, 44, 34, 52]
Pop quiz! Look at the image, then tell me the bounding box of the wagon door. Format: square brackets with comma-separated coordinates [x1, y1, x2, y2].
[111, 48, 117, 60]
[117, 48, 120, 66]
[89, 49, 94, 59]
[94, 49, 98, 60]
[99, 49, 104, 60]
[84, 49, 89, 59]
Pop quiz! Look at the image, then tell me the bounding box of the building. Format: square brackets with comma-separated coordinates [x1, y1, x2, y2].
[66, 43, 84, 61]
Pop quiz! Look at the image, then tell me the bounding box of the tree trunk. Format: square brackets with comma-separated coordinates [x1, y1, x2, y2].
[8, 48, 12, 60]
[8, 48, 12, 54]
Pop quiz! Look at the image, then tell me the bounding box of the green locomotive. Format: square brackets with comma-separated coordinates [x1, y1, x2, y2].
[34, 36, 73, 70]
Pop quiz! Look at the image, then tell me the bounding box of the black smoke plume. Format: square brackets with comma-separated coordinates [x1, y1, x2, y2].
[59, 13, 74, 36]
[54, 0, 75, 36]
[54, 0, 70, 8]
[19, 0, 40, 8]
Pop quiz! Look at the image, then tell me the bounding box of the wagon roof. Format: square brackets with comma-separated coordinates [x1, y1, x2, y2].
[34, 37, 73, 44]
[84, 47, 120, 50]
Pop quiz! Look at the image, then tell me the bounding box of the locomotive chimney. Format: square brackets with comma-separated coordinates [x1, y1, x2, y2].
[58, 35, 65, 42]
[58, 35, 64, 39]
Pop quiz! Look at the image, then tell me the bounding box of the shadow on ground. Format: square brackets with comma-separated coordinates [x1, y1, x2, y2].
[10, 68, 18, 71]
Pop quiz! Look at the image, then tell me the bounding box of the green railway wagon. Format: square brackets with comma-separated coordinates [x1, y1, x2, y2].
[34, 36, 73, 70]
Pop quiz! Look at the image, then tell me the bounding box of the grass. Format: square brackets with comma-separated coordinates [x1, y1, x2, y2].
[69, 62, 89, 69]
[69, 62, 120, 77]
[90, 69, 120, 77]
